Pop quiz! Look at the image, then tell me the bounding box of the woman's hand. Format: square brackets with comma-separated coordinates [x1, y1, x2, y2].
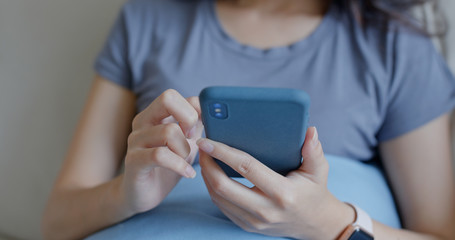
[198, 127, 355, 240]
[122, 89, 203, 215]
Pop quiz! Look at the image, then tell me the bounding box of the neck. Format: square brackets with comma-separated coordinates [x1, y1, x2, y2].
[226, 0, 329, 15]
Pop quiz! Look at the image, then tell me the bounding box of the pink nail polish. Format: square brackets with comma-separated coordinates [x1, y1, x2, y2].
[311, 127, 319, 148]
[187, 126, 197, 139]
[185, 165, 196, 178]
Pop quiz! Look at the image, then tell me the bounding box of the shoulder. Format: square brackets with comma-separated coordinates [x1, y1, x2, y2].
[366, 18, 439, 67]
[336, 5, 436, 55]
[382, 23, 448, 87]
[117, 0, 205, 52]
[119, 0, 204, 38]
[386, 25, 440, 65]
[335, 7, 440, 79]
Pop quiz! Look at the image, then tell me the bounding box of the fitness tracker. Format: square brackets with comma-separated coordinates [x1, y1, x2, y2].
[337, 203, 374, 240]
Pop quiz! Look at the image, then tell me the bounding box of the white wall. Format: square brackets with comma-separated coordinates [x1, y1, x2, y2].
[0, 0, 124, 239]
[442, 0, 455, 71]
[440, 0, 455, 167]
[0, 1, 454, 240]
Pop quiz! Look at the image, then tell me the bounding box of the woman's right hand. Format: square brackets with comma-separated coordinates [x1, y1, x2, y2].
[121, 89, 203, 215]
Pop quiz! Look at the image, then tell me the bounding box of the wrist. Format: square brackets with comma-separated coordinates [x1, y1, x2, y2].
[111, 174, 136, 219]
[337, 203, 374, 240]
[318, 195, 356, 240]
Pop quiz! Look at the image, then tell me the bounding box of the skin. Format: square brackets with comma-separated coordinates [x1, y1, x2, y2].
[42, 0, 455, 239]
[42, 78, 204, 239]
[198, 117, 455, 240]
[216, 0, 328, 49]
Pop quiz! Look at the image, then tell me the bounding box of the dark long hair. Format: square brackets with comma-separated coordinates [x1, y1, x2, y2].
[336, 0, 447, 36]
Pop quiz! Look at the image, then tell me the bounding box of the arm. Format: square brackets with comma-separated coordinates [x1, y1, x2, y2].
[376, 113, 455, 240]
[41, 76, 136, 240]
[42, 76, 202, 240]
[197, 114, 455, 240]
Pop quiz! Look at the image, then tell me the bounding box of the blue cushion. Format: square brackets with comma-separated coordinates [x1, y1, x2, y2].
[87, 155, 400, 239]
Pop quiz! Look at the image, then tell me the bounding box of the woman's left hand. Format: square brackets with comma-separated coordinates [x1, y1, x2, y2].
[198, 127, 355, 240]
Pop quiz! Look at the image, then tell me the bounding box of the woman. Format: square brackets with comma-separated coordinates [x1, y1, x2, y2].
[42, 0, 455, 239]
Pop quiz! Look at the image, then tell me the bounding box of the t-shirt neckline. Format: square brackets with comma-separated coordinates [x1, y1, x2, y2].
[204, 0, 338, 60]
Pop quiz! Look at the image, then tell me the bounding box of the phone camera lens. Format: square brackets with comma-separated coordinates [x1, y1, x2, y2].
[210, 102, 228, 119]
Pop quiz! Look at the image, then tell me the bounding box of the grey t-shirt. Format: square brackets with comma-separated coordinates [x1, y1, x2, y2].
[95, 0, 455, 161]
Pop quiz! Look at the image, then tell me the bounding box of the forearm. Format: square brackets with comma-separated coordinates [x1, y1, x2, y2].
[329, 202, 454, 240]
[42, 175, 133, 240]
[373, 220, 454, 240]
[375, 114, 455, 240]
[42, 166, 186, 240]
[327, 206, 453, 240]
[313, 198, 451, 240]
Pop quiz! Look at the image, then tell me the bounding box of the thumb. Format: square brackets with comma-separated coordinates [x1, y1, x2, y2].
[299, 127, 329, 184]
[186, 96, 203, 139]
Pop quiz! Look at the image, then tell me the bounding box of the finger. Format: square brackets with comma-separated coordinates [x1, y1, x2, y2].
[128, 147, 196, 178]
[197, 138, 287, 198]
[185, 117, 203, 140]
[203, 171, 267, 227]
[185, 138, 200, 165]
[210, 185, 275, 235]
[186, 96, 201, 116]
[160, 115, 176, 124]
[186, 96, 203, 139]
[199, 151, 271, 215]
[158, 114, 203, 140]
[128, 123, 191, 159]
[133, 89, 198, 137]
[298, 127, 329, 183]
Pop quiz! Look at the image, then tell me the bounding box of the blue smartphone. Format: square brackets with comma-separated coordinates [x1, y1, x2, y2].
[199, 86, 310, 177]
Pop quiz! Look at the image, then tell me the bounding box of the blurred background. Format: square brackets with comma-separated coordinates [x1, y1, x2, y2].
[0, 0, 454, 239]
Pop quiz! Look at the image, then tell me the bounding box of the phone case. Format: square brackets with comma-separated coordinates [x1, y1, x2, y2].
[199, 86, 310, 177]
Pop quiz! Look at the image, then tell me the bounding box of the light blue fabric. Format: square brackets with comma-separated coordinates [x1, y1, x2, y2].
[91, 0, 455, 238]
[87, 155, 400, 239]
[95, 0, 455, 161]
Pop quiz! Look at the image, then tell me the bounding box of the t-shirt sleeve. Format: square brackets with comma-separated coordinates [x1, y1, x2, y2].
[94, 6, 133, 89]
[377, 31, 455, 142]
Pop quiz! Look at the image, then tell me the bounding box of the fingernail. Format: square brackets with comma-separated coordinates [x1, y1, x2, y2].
[184, 153, 193, 163]
[186, 125, 197, 139]
[185, 165, 196, 178]
[197, 139, 214, 153]
[311, 127, 319, 148]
